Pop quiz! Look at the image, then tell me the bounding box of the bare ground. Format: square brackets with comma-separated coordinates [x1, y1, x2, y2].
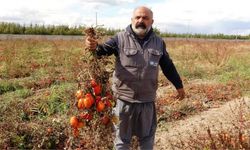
[154, 97, 250, 149]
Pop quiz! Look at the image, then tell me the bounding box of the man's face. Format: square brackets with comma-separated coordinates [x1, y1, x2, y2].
[131, 7, 154, 37]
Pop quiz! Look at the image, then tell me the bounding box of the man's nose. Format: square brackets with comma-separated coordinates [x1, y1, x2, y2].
[138, 17, 144, 23]
[137, 17, 143, 22]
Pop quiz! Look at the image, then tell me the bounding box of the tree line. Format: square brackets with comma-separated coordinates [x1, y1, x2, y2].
[0, 22, 250, 39]
[0, 22, 120, 36]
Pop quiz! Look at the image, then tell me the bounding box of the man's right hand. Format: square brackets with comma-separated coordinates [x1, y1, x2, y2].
[176, 88, 185, 100]
[85, 36, 98, 51]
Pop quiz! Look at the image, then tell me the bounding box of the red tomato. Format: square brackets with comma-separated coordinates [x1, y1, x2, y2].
[90, 79, 98, 87]
[83, 98, 93, 108]
[77, 98, 85, 109]
[101, 115, 110, 125]
[85, 93, 95, 105]
[70, 116, 79, 128]
[83, 93, 95, 109]
[94, 84, 102, 95]
[77, 121, 85, 128]
[105, 99, 112, 107]
[96, 101, 105, 112]
[75, 90, 84, 99]
[79, 112, 93, 121]
[95, 96, 101, 104]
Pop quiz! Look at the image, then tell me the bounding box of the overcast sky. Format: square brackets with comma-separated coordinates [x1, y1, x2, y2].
[1, 0, 250, 35]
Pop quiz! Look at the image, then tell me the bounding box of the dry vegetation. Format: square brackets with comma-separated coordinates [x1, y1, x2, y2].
[0, 36, 250, 149]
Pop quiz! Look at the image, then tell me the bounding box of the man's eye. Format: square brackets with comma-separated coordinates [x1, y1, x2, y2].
[135, 16, 148, 20]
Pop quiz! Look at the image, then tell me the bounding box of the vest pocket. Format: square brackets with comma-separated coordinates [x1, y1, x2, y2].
[121, 48, 140, 67]
[148, 48, 162, 67]
[124, 48, 138, 56]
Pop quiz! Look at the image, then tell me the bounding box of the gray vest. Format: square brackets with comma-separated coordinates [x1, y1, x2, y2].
[112, 30, 164, 103]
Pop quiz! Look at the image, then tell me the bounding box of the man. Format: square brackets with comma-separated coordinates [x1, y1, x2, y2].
[86, 6, 185, 150]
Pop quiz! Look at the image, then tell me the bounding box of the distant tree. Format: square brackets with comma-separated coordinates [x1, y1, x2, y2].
[25, 24, 33, 34]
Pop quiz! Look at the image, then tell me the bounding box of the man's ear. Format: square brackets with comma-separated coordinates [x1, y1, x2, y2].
[152, 19, 154, 24]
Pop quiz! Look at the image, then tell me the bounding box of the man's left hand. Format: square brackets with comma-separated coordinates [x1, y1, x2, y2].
[176, 88, 185, 100]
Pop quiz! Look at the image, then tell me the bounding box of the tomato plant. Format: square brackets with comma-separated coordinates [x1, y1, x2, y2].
[69, 28, 117, 149]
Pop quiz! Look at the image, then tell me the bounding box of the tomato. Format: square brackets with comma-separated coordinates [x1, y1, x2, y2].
[90, 79, 98, 87]
[70, 116, 79, 128]
[77, 121, 85, 128]
[105, 99, 112, 107]
[96, 101, 105, 112]
[95, 96, 101, 104]
[83, 98, 92, 108]
[85, 113, 93, 120]
[101, 97, 112, 107]
[79, 112, 93, 121]
[83, 93, 94, 108]
[93, 84, 102, 95]
[77, 98, 85, 109]
[85, 93, 94, 104]
[79, 112, 87, 119]
[75, 90, 84, 99]
[101, 115, 110, 125]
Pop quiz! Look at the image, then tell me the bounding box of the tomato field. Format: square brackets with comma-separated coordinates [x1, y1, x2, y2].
[0, 36, 249, 149]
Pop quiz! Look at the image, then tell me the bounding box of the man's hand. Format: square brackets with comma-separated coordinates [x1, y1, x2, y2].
[85, 36, 98, 51]
[176, 88, 185, 100]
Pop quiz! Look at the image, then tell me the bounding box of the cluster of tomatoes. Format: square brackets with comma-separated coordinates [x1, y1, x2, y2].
[70, 79, 115, 137]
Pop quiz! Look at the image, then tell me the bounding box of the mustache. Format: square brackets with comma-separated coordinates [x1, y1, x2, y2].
[136, 23, 146, 29]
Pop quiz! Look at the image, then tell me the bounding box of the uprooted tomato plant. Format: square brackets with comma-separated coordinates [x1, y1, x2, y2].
[68, 27, 118, 149]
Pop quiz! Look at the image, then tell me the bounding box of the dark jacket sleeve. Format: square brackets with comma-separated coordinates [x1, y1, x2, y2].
[96, 35, 119, 57]
[159, 42, 183, 89]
